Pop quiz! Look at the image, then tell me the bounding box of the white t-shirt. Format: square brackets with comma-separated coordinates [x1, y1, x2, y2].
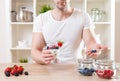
[33, 8, 94, 63]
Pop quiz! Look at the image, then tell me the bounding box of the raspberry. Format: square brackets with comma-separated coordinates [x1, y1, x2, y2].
[96, 69, 114, 79]
[13, 65, 18, 70]
[5, 67, 11, 73]
[10, 69, 17, 75]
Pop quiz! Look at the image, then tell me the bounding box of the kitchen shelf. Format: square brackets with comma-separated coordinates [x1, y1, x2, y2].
[11, 22, 33, 25]
[11, 48, 31, 51]
[87, 0, 111, 22]
[13, 0, 33, 3]
[94, 22, 111, 25]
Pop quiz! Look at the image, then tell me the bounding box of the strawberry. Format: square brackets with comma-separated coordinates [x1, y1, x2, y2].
[57, 40, 63, 47]
[4, 67, 11, 73]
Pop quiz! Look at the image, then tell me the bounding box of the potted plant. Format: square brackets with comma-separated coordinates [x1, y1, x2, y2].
[19, 58, 28, 63]
[39, 4, 53, 13]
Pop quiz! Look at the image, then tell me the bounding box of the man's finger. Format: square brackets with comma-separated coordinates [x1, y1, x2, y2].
[99, 45, 108, 50]
[43, 54, 54, 58]
[44, 57, 54, 61]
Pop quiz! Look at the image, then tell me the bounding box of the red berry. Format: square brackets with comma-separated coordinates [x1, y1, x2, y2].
[5, 67, 11, 73]
[96, 69, 114, 79]
[96, 70, 104, 78]
[95, 70, 98, 73]
[10, 69, 17, 75]
[57, 40, 63, 47]
[52, 45, 57, 49]
[13, 65, 18, 70]
[17, 66, 24, 73]
[110, 70, 114, 76]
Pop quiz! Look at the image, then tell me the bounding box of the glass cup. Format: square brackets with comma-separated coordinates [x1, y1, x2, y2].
[77, 59, 95, 76]
[95, 60, 115, 79]
[44, 42, 59, 64]
[112, 63, 120, 79]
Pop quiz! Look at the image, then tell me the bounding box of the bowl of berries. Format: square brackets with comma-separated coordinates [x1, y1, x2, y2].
[77, 59, 95, 76]
[95, 60, 115, 79]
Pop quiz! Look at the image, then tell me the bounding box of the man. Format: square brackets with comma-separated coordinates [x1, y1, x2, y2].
[31, 0, 107, 64]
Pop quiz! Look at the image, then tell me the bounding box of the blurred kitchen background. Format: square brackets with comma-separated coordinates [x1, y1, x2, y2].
[0, 0, 119, 63]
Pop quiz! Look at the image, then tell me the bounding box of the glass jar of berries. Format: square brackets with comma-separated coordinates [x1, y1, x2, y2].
[95, 60, 115, 79]
[77, 59, 95, 76]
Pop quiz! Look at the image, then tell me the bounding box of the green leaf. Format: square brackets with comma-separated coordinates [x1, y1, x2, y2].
[39, 4, 53, 13]
[19, 58, 28, 63]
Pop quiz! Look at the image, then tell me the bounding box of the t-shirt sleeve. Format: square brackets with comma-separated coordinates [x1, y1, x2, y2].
[33, 14, 43, 32]
[83, 12, 95, 29]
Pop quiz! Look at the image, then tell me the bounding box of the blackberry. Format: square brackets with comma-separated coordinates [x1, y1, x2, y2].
[5, 72, 10, 77]
[47, 46, 49, 50]
[55, 46, 59, 49]
[24, 71, 29, 75]
[14, 72, 19, 76]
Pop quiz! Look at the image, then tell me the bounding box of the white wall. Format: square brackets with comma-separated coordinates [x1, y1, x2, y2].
[115, 0, 120, 62]
[0, 0, 11, 63]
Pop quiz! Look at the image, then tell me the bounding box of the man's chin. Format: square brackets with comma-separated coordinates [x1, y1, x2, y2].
[57, 6, 66, 11]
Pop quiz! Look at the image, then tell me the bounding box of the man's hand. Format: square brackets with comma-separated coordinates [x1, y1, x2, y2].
[40, 50, 55, 64]
[85, 44, 108, 58]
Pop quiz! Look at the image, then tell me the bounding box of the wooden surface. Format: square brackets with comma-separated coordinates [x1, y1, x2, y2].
[0, 63, 119, 81]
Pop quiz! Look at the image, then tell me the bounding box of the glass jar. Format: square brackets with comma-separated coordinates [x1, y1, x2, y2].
[77, 59, 95, 76]
[99, 10, 106, 22]
[95, 60, 115, 79]
[91, 8, 100, 22]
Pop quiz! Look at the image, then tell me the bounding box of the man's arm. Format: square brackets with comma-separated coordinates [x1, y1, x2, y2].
[83, 28, 96, 48]
[31, 32, 54, 64]
[31, 32, 46, 64]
